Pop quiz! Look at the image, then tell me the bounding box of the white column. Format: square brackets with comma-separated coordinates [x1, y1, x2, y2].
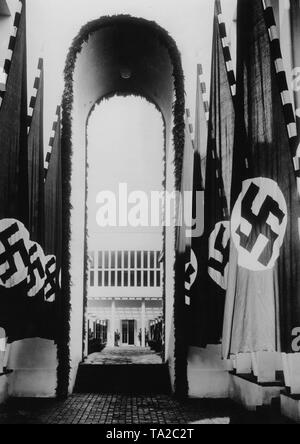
[83, 319, 89, 359]
[111, 299, 116, 347]
[108, 299, 116, 347]
[141, 299, 146, 348]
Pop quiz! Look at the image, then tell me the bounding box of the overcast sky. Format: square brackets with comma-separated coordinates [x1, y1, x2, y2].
[87, 97, 164, 236]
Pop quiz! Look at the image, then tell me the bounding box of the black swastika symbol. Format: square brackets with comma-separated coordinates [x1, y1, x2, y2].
[27, 243, 45, 292]
[45, 257, 56, 301]
[236, 182, 285, 267]
[185, 262, 195, 285]
[0, 223, 30, 285]
[208, 224, 230, 276]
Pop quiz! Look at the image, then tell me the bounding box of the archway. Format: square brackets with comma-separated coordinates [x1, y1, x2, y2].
[85, 96, 165, 361]
[60, 15, 185, 397]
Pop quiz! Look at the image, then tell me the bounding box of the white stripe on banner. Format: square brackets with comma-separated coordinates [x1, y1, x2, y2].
[274, 58, 285, 74]
[288, 122, 297, 138]
[0, 0, 23, 108]
[269, 25, 279, 41]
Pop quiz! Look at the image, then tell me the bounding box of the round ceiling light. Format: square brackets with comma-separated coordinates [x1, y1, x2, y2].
[120, 67, 132, 80]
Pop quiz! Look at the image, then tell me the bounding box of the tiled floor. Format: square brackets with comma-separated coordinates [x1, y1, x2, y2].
[85, 347, 162, 365]
[0, 395, 292, 424]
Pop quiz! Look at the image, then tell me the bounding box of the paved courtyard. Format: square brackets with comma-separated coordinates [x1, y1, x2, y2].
[0, 394, 292, 424]
[85, 347, 162, 365]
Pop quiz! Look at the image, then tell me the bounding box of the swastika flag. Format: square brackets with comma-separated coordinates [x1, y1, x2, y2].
[44, 106, 62, 298]
[0, 0, 28, 225]
[28, 59, 45, 246]
[0, 2, 58, 343]
[188, 1, 235, 348]
[43, 106, 62, 340]
[222, 0, 300, 358]
[289, 1, 300, 193]
[174, 114, 194, 398]
[0, 219, 50, 341]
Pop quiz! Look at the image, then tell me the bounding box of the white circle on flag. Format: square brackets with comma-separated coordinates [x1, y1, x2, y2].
[0, 219, 31, 288]
[231, 178, 287, 271]
[208, 221, 230, 290]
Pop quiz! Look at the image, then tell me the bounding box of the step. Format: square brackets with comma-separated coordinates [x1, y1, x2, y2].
[281, 392, 300, 423]
[74, 363, 171, 395]
[229, 372, 285, 411]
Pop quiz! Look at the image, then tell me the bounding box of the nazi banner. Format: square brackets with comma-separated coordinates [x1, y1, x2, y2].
[0, 219, 31, 288]
[231, 178, 288, 271]
[185, 249, 198, 306]
[44, 255, 57, 303]
[208, 221, 230, 290]
[0, 218, 57, 301]
[27, 241, 46, 297]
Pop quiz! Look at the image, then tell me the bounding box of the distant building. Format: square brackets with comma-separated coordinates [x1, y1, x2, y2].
[87, 231, 163, 349]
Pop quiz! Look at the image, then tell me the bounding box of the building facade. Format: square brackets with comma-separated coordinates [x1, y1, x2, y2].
[87, 231, 163, 349]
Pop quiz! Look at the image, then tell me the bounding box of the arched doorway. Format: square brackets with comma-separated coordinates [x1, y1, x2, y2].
[85, 96, 165, 359]
[59, 15, 185, 397]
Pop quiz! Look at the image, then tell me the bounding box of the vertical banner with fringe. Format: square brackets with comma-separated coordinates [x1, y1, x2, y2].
[0, 0, 32, 342]
[44, 106, 62, 271]
[289, 0, 300, 195]
[189, 1, 235, 348]
[223, 0, 300, 359]
[44, 107, 64, 395]
[28, 58, 44, 247]
[44, 106, 62, 323]
[175, 112, 194, 398]
[186, 66, 207, 335]
[290, 0, 300, 132]
[193, 64, 208, 185]
[0, 0, 28, 224]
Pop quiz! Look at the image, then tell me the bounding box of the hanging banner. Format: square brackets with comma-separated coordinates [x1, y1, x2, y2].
[174, 114, 194, 397]
[290, 0, 300, 129]
[0, 0, 28, 225]
[43, 107, 63, 340]
[189, 1, 235, 348]
[222, 0, 300, 358]
[28, 58, 45, 246]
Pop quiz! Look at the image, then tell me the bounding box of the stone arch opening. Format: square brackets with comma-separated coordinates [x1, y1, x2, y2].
[60, 15, 185, 396]
[86, 95, 165, 354]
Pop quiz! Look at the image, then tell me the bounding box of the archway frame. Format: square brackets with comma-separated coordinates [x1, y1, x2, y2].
[83, 91, 167, 355]
[60, 14, 187, 398]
